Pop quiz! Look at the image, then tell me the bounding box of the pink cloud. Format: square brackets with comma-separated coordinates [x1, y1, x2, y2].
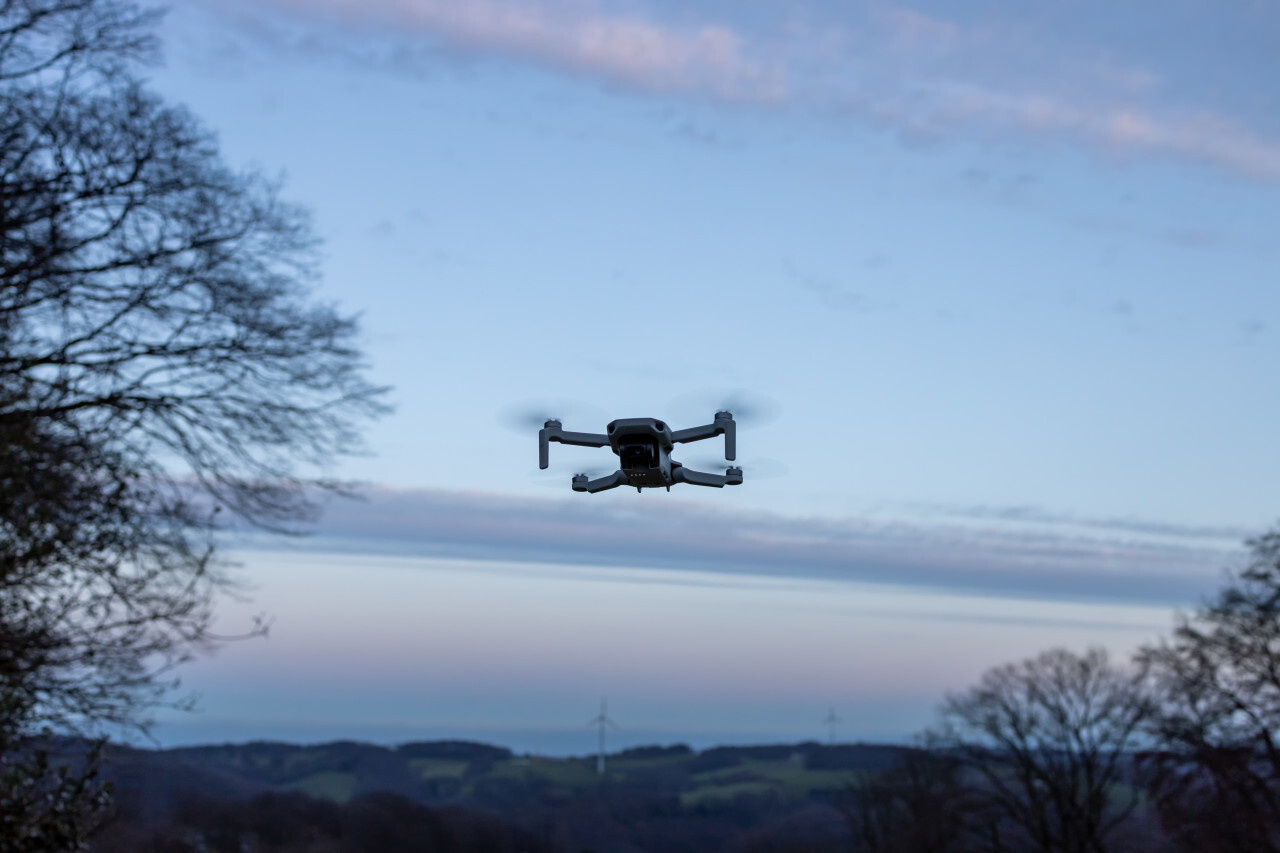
[272, 0, 785, 101]
[237, 0, 1280, 178]
[887, 80, 1280, 178]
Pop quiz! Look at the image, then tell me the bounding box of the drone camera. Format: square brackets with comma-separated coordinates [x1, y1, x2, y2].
[619, 440, 658, 470]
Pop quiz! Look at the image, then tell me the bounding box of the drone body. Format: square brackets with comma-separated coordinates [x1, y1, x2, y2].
[539, 412, 743, 493]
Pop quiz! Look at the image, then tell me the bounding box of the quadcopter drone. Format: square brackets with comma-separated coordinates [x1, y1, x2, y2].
[539, 412, 743, 493]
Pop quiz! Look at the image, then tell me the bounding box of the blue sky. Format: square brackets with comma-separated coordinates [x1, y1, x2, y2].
[143, 0, 1279, 752]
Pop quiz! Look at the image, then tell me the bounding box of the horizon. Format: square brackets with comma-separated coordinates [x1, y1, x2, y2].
[142, 722, 910, 759]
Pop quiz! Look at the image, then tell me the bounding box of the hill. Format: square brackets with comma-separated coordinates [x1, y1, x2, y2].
[91, 738, 908, 852]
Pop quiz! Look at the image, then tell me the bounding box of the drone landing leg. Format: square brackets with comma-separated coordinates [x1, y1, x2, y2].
[672, 466, 743, 489]
[573, 470, 627, 494]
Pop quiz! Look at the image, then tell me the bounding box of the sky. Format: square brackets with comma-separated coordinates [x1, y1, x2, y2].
[141, 0, 1279, 753]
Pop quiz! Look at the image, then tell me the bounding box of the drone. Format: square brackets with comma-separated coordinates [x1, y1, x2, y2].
[539, 412, 743, 493]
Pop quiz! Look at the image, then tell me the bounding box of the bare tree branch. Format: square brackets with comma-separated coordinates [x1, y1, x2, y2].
[0, 7, 388, 835]
[931, 647, 1153, 853]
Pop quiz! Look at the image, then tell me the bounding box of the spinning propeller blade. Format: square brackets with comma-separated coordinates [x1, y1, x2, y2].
[668, 388, 779, 428]
[683, 456, 788, 480]
[500, 399, 606, 431]
[529, 464, 618, 488]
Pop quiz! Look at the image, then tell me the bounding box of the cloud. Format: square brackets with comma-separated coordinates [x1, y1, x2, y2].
[264, 0, 784, 102]
[1160, 226, 1222, 249]
[234, 486, 1245, 607]
[888, 84, 1280, 178]
[904, 501, 1253, 546]
[808, 5, 1280, 178]
[1241, 319, 1266, 340]
[200, 0, 1280, 179]
[785, 263, 873, 313]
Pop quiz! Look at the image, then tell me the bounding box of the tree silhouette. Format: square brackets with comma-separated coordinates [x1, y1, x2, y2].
[1140, 528, 1280, 851]
[1, 0, 386, 845]
[933, 647, 1153, 853]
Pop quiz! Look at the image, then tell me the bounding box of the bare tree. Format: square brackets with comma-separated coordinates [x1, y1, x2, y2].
[933, 647, 1153, 853]
[1138, 528, 1280, 851]
[0, 1, 387, 834]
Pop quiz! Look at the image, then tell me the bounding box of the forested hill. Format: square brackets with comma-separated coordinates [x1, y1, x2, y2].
[91, 738, 905, 851]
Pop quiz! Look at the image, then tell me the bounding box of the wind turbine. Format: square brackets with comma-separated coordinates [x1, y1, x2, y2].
[823, 707, 841, 745]
[588, 697, 618, 775]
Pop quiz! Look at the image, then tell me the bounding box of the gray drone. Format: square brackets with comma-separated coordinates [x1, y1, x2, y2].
[539, 412, 742, 493]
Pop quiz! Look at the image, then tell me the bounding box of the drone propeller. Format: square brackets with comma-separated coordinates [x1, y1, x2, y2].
[500, 399, 606, 432]
[682, 456, 788, 480]
[667, 388, 779, 429]
[529, 463, 619, 488]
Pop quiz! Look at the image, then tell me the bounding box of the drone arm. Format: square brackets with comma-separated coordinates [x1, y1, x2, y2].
[557, 431, 612, 447]
[672, 465, 743, 489]
[671, 414, 736, 460]
[539, 423, 611, 469]
[572, 470, 627, 494]
[670, 424, 717, 443]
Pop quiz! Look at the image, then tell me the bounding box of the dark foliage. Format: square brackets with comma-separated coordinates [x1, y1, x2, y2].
[615, 744, 693, 761]
[804, 744, 905, 773]
[1139, 530, 1280, 850]
[689, 743, 818, 774]
[93, 790, 550, 853]
[90, 739, 869, 853]
[396, 740, 514, 763]
[840, 746, 969, 853]
[0, 720, 110, 853]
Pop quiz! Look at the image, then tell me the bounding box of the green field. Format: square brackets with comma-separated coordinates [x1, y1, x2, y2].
[687, 759, 853, 802]
[488, 756, 601, 789]
[288, 771, 358, 803]
[407, 758, 469, 780]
